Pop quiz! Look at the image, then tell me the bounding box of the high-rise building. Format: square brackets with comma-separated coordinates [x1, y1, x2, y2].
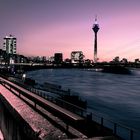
[92, 17, 99, 63]
[54, 53, 63, 64]
[3, 35, 17, 54]
[71, 51, 84, 63]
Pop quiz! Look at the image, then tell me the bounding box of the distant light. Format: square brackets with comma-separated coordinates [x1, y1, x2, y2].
[22, 74, 26, 78]
[22, 73, 26, 81]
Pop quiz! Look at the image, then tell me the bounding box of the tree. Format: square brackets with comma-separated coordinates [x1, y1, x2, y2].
[113, 56, 120, 63]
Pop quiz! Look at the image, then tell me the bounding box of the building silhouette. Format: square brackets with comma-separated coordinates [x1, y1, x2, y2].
[92, 17, 99, 63]
[3, 35, 17, 54]
[54, 53, 63, 64]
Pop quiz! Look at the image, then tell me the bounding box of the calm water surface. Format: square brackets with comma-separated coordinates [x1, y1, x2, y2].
[27, 69, 140, 131]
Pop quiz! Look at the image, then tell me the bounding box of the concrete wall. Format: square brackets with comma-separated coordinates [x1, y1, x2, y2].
[0, 95, 40, 140]
[0, 129, 4, 140]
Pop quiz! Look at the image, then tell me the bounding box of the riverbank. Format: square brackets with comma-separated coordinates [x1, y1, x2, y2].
[14, 62, 140, 72]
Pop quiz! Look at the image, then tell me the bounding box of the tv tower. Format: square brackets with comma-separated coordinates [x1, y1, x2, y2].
[92, 17, 100, 63]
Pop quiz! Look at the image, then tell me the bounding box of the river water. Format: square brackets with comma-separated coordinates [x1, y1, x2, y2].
[26, 68, 140, 133]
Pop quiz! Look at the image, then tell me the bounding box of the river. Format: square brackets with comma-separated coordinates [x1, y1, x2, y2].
[26, 68, 140, 133]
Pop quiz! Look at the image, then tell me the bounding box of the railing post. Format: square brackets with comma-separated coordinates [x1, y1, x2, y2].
[86, 113, 92, 122]
[66, 123, 69, 132]
[81, 110, 83, 116]
[130, 130, 133, 140]
[101, 117, 103, 126]
[68, 89, 70, 96]
[114, 123, 117, 135]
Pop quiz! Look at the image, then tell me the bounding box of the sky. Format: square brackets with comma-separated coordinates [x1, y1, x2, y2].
[1, 0, 140, 61]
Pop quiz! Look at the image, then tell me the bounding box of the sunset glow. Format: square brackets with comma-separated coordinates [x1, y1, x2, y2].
[0, 0, 140, 61]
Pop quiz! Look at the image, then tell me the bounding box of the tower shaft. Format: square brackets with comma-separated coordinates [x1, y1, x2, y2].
[92, 17, 99, 63]
[94, 33, 97, 63]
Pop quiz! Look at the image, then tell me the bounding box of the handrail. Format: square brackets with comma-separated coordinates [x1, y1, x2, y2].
[0, 78, 84, 122]
[26, 86, 140, 140]
[29, 87, 86, 112]
[89, 112, 140, 140]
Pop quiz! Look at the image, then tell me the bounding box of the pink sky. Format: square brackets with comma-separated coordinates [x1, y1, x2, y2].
[1, 0, 140, 61]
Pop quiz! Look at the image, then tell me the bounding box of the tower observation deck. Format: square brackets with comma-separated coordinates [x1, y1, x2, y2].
[92, 17, 100, 63]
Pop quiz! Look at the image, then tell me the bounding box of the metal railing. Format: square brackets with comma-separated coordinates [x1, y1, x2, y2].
[27, 87, 86, 116]
[88, 112, 140, 140]
[25, 86, 140, 140]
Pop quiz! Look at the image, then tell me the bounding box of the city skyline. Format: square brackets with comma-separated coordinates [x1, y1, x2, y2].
[1, 0, 140, 61]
